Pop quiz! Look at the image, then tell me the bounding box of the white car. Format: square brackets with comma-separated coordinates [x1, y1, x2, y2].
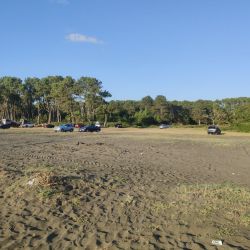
[21, 122, 34, 128]
[207, 125, 221, 135]
[159, 124, 170, 129]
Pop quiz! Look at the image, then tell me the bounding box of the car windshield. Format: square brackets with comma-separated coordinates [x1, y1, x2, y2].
[208, 125, 216, 129]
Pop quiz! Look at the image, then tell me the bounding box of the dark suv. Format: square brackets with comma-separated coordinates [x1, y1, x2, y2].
[207, 125, 221, 135]
[0, 123, 11, 129]
[2, 119, 20, 127]
[79, 125, 101, 132]
[115, 123, 123, 128]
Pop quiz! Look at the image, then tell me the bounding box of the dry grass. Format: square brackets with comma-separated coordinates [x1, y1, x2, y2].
[151, 183, 250, 235]
[101, 128, 250, 147]
[1, 127, 250, 148]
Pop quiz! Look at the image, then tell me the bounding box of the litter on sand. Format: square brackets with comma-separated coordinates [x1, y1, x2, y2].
[211, 240, 223, 246]
[27, 179, 35, 186]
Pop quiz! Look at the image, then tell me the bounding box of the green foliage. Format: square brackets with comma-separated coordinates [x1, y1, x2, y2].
[134, 110, 156, 126]
[235, 123, 250, 132]
[76, 77, 111, 122]
[224, 123, 250, 133]
[0, 76, 250, 131]
[153, 95, 171, 122]
[234, 103, 250, 122]
[0, 76, 23, 120]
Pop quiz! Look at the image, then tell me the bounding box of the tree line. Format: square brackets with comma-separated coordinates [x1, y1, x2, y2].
[1, 76, 250, 131]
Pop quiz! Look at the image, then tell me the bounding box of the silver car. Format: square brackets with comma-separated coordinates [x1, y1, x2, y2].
[21, 122, 34, 128]
[54, 124, 74, 132]
[159, 124, 170, 129]
[207, 125, 221, 135]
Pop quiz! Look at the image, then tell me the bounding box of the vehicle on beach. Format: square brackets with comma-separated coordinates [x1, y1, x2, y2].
[95, 121, 101, 128]
[0, 123, 11, 129]
[207, 125, 221, 135]
[159, 124, 170, 129]
[54, 124, 74, 132]
[43, 123, 55, 128]
[79, 125, 101, 132]
[115, 123, 123, 128]
[74, 123, 85, 128]
[2, 119, 21, 127]
[21, 122, 34, 128]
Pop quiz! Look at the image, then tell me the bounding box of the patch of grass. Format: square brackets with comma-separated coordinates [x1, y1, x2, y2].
[152, 201, 172, 212]
[23, 164, 56, 176]
[71, 197, 81, 207]
[147, 223, 162, 231]
[215, 224, 237, 237]
[105, 176, 129, 191]
[37, 187, 57, 198]
[173, 124, 207, 129]
[241, 213, 250, 226]
[124, 194, 134, 205]
[151, 183, 250, 235]
[5, 177, 28, 193]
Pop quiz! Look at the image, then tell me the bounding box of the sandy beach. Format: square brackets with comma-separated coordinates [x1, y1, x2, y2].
[0, 127, 249, 249]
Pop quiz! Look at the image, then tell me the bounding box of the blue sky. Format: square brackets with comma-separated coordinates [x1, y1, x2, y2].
[1, 0, 250, 101]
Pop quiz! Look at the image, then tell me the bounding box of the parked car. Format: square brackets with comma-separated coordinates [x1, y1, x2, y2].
[54, 124, 74, 132]
[115, 123, 123, 128]
[43, 123, 55, 128]
[95, 121, 101, 128]
[159, 124, 170, 129]
[21, 122, 34, 128]
[75, 123, 84, 128]
[2, 119, 20, 127]
[79, 125, 101, 132]
[0, 123, 11, 129]
[207, 125, 221, 135]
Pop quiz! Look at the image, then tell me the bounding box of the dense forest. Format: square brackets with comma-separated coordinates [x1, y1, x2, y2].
[1, 76, 250, 131]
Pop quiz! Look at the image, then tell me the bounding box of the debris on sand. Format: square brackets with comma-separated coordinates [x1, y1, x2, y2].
[96, 142, 104, 145]
[27, 172, 61, 187]
[27, 179, 35, 186]
[211, 240, 223, 246]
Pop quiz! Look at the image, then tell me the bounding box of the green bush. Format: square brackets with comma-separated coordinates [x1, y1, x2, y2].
[222, 123, 250, 133]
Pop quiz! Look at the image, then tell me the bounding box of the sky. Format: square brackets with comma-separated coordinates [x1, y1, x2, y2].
[1, 0, 250, 101]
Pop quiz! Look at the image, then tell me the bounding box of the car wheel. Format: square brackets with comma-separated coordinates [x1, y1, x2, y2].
[70, 129, 73, 132]
[61, 129, 64, 132]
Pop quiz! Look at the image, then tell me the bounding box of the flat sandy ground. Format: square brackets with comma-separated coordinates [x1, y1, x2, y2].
[0, 127, 250, 249]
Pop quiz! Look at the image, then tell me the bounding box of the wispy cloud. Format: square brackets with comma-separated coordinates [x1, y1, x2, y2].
[65, 33, 103, 44]
[50, 0, 70, 5]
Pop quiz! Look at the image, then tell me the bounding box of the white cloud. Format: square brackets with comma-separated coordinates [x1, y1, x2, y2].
[65, 33, 103, 44]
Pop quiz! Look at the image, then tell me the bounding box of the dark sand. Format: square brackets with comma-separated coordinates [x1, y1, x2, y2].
[0, 128, 250, 249]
